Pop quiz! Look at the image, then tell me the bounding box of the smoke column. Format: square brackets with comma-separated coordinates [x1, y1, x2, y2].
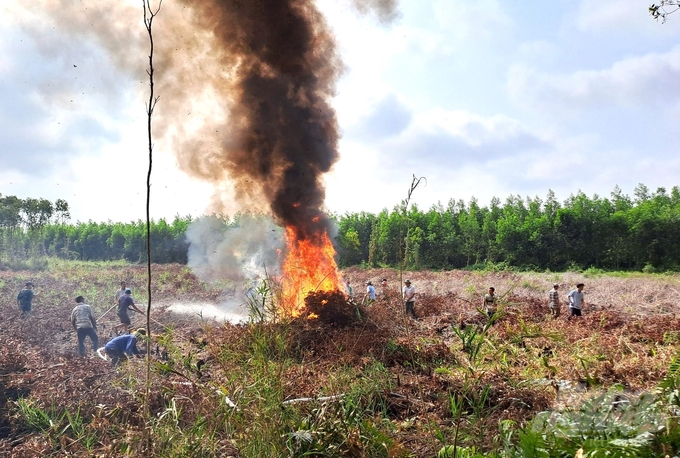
[7, 0, 400, 243]
[175, 0, 342, 244]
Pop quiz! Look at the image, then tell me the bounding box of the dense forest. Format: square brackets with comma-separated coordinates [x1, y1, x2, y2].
[2, 183, 679, 271]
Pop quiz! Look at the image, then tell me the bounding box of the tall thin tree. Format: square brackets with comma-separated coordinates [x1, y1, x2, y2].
[142, 0, 161, 453]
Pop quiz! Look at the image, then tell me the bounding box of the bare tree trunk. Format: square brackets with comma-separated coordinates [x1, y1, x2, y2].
[142, 0, 162, 454]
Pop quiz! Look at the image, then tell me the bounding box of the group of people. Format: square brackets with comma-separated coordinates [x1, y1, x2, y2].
[483, 282, 587, 320]
[548, 282, 586, 319]
[351, 277, 588, 323]
[16, 280, 146, 365]
[355, 277, 419, 319]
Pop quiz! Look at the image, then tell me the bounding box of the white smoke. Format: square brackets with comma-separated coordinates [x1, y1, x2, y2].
[186, 213, 285, 283]
[165, 301, 248, 323]
[179, 213, 285, 321]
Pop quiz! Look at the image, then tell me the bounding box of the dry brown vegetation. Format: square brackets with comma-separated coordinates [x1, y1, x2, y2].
[1, 263, 680, 456]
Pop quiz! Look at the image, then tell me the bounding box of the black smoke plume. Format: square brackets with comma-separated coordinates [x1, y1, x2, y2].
[9, 0, 400, 245]
[177, 0, 342, 244]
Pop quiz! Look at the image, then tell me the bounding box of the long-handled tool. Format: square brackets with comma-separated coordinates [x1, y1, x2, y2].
[97, 303, 119, 321]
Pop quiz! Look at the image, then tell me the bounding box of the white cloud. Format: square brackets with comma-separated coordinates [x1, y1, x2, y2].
[432, 0, 513, 44]
[574, 0, 679, 35]
[508, 46, 680, 113]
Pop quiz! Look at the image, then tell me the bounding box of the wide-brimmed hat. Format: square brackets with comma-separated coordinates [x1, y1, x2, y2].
[404, 279, 411, 284]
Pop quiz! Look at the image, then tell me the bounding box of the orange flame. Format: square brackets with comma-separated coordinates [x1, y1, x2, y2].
[281, 226, 342, 317]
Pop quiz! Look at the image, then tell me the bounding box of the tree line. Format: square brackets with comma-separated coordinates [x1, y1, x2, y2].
[0, 193, 189, 264]
[2, 184, 679, 271]
[335, 184, 680, 272]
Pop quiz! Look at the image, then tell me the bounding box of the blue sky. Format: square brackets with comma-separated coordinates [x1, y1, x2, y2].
[1, 0, 679, 223]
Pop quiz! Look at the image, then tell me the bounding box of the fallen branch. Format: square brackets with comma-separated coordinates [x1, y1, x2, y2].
[282, 394, 346, 405]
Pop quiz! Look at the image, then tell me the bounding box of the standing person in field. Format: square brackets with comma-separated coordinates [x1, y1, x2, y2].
[567, 283, 586, 320]
[483, 287, 497, 318]
[403, 279, 417, 319]
[117, 288, 144, 332]
[104, 329, 146, 366]
[344, 278, 353, 297]
[549, 283, 561, 319]
[71, 295, 99, 356]
[363, 281, 377, 306]
[17, 282, 35, 317]
[380, 278, 388, 300]
[115, 281, 127, 304]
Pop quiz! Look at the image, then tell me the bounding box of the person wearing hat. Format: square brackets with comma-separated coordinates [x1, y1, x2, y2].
[567, 283, 586, 320]
[403, 279, 417, 319]
[71, 295, 99, 356]
[548, 283, 561, 319]
[17, 281, 35, 317]
[363, 280, 377, 306]
[116, 288, 145, 332]
[104, 329, 146, 366]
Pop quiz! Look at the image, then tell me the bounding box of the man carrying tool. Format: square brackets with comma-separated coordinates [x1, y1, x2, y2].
[363, 281, 377, 306]
[117, 288, 144, 333]
[71, 295, 99, 356]
[104, 328, 146, 366]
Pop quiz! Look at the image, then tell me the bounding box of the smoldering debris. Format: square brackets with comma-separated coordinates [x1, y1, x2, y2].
[186, 214, 284, 283]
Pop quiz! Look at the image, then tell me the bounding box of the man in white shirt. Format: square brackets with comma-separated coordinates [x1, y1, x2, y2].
[483, 287, 497, 317]
[567, 283, 586, 319]
[403, 279, 417, 319]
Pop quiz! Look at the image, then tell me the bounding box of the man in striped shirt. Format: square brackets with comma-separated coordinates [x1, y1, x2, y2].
[549, 283, 561, 318]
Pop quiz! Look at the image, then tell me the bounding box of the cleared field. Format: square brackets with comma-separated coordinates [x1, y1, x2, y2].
[1, 263, 679, 457]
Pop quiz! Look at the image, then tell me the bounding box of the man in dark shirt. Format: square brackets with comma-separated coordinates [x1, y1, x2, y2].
[116, 288, 144, 332]
[17, 282, 35, 317]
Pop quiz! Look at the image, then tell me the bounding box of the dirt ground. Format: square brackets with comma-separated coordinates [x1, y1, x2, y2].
[1, 264, 679, 456]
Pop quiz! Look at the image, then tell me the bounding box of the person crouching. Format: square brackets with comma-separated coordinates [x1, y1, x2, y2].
[104, 328, 146, 366]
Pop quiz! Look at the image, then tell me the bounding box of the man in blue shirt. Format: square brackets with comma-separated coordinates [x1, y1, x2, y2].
[104, 329, 146, 366]
[363, 281, 376, 306]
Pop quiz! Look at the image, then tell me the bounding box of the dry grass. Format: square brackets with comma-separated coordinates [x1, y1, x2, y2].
[0, 264, 679, 456]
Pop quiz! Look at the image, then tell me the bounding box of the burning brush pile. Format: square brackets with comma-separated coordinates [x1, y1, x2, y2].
[302, 290, 359, 326]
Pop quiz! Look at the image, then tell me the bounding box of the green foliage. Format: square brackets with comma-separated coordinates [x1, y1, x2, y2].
[284, 396, 396, 457]
[650, 1, 680, 21]
[334, 184, 680, 272]
[500, 389, 675, 458]
[14, 399, 99, 452]
[6, 184, 680, 272]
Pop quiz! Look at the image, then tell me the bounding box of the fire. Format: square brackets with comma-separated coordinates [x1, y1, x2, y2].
[281, 226, 343, 317]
